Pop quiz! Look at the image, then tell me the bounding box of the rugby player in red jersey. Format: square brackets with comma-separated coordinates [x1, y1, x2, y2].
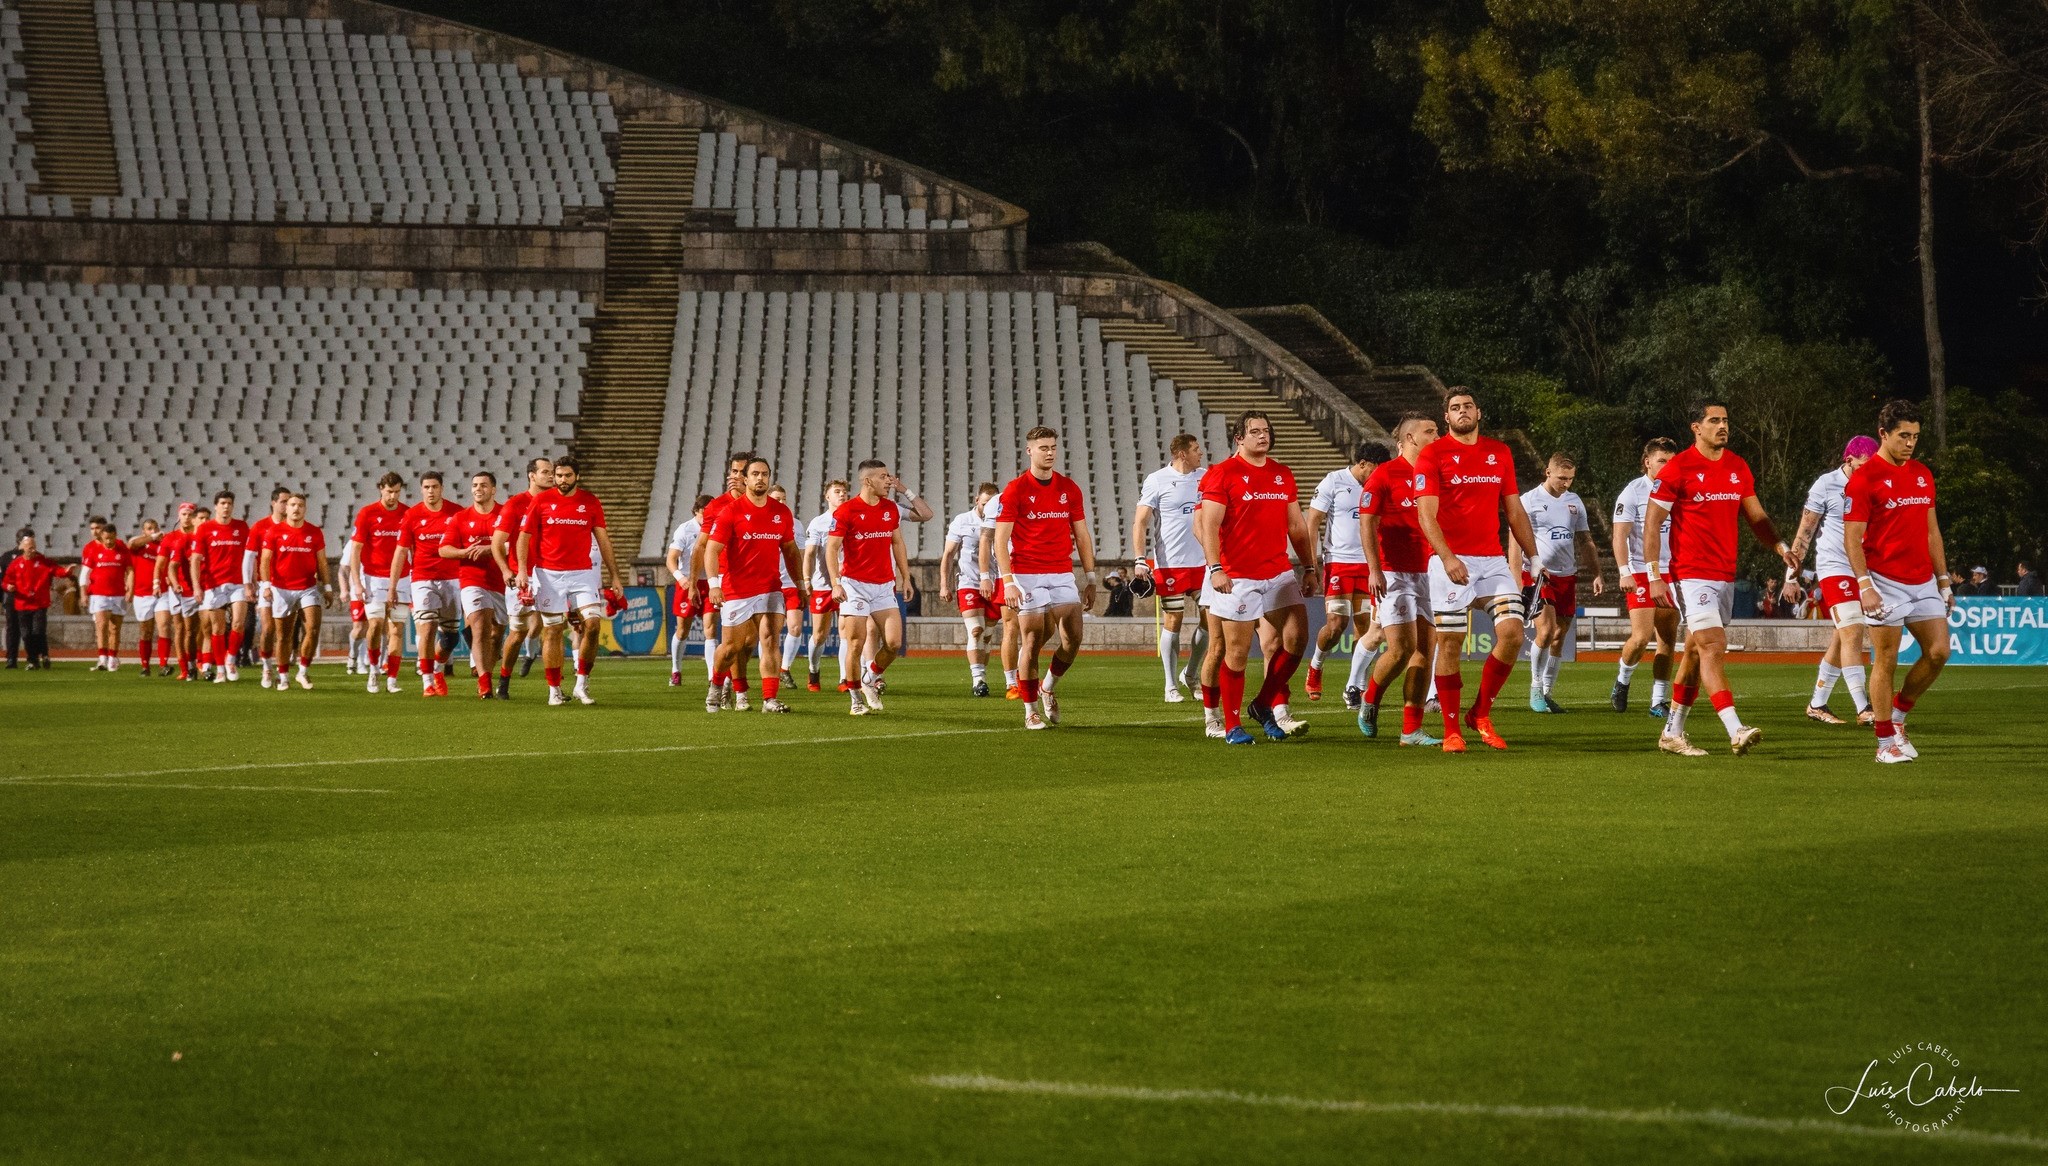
[80, 517, 133, 672]
[126, 518, 166, 674]
[703, 457, 806, 714]
[994, 428, 1099, 730]
[1132, 434, 1208, 702]
[352, 472, 409, 693]
[767, 483, 805, 688]
[258, 492, 329, 691]
[825, 459, 915, 716]
[490, 457, 552, 698]
[1358, 412, 1443, 745]
[515, 456, 626, 706]
[390, 471, 459, 697]
[444, 471, 507, 698]
[192, 490, 252, 683]
[1413, 388, 1539, 752]
[1845, 399, 1954, 763]
[247, 486, 289, 688]
[690, 453, 752, 708]
[1645, 401, 1802, 756]
[1195, 410, 1320, 744]
[156, 503, 203, 679]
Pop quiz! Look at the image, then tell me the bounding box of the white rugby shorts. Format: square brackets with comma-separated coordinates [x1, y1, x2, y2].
[720, 591, 782, 623]
[409, 578, 461, 620]
[1376, 570, 1431, 627]
[461, 585, 507, 622]
[199, 583, 248, 611]
[1011, 571, 1081, 614]
[271, 586, 323, 616]
[1429, 554, 1518, 617]
[87, 594, 127, 616]
[535, 566, 604, 616]
[1200, 568, 1306, 623]
[505, 584, 533, 619]
[363, 574, 409, 619]
[1870, 572, 1947, 628]
[133, 593, 162, 621]
[838, 576, 899, 618]
[1673, 577, 1735, 634]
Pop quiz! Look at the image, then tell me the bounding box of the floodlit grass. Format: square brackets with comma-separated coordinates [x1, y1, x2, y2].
[2, 656, 2044, 1163]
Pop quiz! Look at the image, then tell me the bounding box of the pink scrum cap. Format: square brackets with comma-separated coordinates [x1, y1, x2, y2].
[1843, 435, 1880, 460]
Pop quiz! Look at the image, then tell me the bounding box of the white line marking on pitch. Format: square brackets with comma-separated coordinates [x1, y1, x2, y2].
[921, 1074, 2048, 1151]
[0, 718, 1198, 788]
[0, 781, 391, 794]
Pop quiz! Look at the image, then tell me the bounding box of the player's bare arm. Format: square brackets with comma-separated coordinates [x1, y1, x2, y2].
[1073, 521, 1098, 610]
[1843, 518, 1882, 618]
[824, 534, 847, 600]
[259, 546, 275, 588]
[1130, 503, 1154, 573]
[388, 544, 409, 595]
[1361, 512, 1387, 597]
[515, 531, 534, 590]
[703, 534, 727, 607]
[938, 539, 958, 600]
[593, 528, 622, 592]
[892, 530, 915, 601]
[992, 520, 1016, 586]
[1643, 499, 1672, 603]
[1576, 530, 1607, 595]
[1929, 507, 1955, 612]
[1609, 514, 1632, 587]
[1505, 494, 1540, 563]
[781, 538, 807, 600]
[1740, 496, 1800, 572]
[1287, 501, 1320, 597]
[1194, 499, 1231, 593]
[1417, 495, 1465, 586]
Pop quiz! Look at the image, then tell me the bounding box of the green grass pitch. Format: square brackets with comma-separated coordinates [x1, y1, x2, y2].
[3, 656, 2045, 1164]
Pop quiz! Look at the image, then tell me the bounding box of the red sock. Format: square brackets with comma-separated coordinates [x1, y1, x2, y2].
[158, 640, 171, 666]
[1876, 719, 1895, 739]
[478, 672, 491, 695]
[1220, 665, 1246, 730]
[210, 633, 226, 664]
[1676, 684, 1698, 707]
[259, 647, 272, 664]
[545, 666, 563, 687]
[228, 629, 244, 657]
[1895, 694, 1916, 713]
[1474, 653, 1513, 716]
[763, 675, 779, 700]
[1710, 689, 1736, 712]
[712, 670, 729, 689]
[734, 671, 750, 692]
[1362, 677, 1386, 708]
[298, 655, 311, 668]
[138, 638, 154, 666]
[1049, 655, 1071, 678]
[576, 656, 592, 677]
[1201, 683, 1219, 709]
[419, 642, 435, 676]
[1438, 673, 1464, 735]
[1021, 677, 1040, 702]
[1402, 704, 1423, 734]
[1254, 649, 1300, 708]
[386, 655, 401, 679]
[499, 663, 513, 678]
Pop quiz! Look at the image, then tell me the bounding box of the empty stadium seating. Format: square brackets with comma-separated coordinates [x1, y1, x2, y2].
[0, 279, 588, 539]
[1, 4, 72, 217]
[693, 131, 966, 231]
[642, 288, 1233, 560]
[84, 0, 615, 225]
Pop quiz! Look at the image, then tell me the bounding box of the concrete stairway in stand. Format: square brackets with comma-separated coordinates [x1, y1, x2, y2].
[15, 0, 121, 198]
[573, 120, 696, 556]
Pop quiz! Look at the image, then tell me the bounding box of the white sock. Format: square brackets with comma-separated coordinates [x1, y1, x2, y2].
[1891, 705, 1908, 726]
[1717, 702, 1744, 739]
[1542, 654, 1562, 694]
[1309, 644, 1328, 669]
[704, 641, 717, 681]
[1530, 646, 1550, 690]
[837, 638, 852, 686]
[971, 663, 987, 683]
[1159, 627, 1181, 688]
[1347, 642, 1379, 693]
[1617, 660, 1638, 684]
[782, 632, 800, 665]
[1843, 665, 1870, 714]
[1043, 669, 1060, 694]
[1004, 668, 1018, 688]
[807, 632, 826, 671]
[1665, 700, 1689, 736]
[1811, 662, 1841, 707]
[1652, 679, 1671, 704]
[670, 632, 685, 671]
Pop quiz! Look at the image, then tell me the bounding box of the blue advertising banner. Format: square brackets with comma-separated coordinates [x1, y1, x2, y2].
[1902, 597, 2048, 666]
[602, 586, 663, 656]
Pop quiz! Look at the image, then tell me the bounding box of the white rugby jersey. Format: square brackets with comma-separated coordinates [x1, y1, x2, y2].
[803, 512, 834, 589]
[980, 495, 1008, 563]
[1611, 475, 1670, 575]
[1137, 464, 1205, 569]
[1521, 486, 1589, 575]
[1309, 467, 1369, 565]
[669, 517, 702, 567]
[945, 509, 985, 590]
[1802, 466, 1854, 579]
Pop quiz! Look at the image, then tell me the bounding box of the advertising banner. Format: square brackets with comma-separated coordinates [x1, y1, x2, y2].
[1902, 597, 2048, 666]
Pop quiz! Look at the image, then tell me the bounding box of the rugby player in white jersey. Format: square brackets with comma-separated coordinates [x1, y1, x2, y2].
[994, 428, 1098, 729]
[1609, 438, 1681, 717]
[1306, 443, 1384, 708]
[1357, 412, 1442, 744]
[801, 480, 850, 692]
[1514, 453, 1605, 713]
[1131, 434, 1208, 703]
[978, 488, 1024, 699]
[940, 482, 1001, 696]
[665, 494, 710, 689]
[1787, 435, 1881, 725]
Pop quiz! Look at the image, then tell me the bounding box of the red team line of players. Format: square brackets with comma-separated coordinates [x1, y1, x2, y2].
[43, 391, 1949, 761]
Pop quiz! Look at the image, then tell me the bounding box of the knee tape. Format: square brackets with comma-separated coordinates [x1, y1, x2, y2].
[1434, 608, 1469, 633]
[1325, 596, 1353, 618]
[540, 612, 568, 628]
[1828, 601, 1867, 629]
[963, 611, 987, 633]
[1160, 593, 1189, 614]
[1489, 595, 1527, 626]
[1685, 606, 1724, 635]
